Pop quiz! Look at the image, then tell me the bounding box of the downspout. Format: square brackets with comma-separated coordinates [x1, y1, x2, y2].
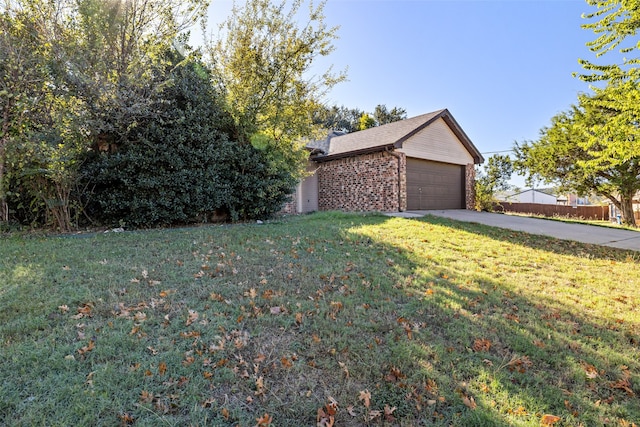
[386, 148, 403, 212]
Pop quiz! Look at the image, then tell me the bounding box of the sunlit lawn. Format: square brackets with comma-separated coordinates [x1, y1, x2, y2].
[1, 212, 639, 426]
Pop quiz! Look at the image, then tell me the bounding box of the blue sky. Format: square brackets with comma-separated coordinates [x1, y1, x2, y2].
[203, 0, 602, 187]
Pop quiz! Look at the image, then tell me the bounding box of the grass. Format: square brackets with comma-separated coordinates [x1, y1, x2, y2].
[504, 211, 640, 231]
[1, 211, 639, 426]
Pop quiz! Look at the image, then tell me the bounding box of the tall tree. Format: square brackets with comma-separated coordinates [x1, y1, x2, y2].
[313, 104, 363, 133]
[474, 154, 513, 211]
[373, 104, 407, 126]
[514, 98, 640, 226]
[515, 0, 640, 226]
[1, 0, 208, 229]
[210, 0, 346, 179]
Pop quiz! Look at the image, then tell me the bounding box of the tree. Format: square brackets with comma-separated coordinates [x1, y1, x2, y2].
[1, 0, 209, 229]
[81, 55, 295, 226]
[474, 154, 513, 211]
[514, 0, 640, 227]
[513, 99, 640, 226]
[210, 0, 346, 180]
[578, 0, 640, 84]
[313, 103, 408, 133]
[373, 104, 407, 126]
[313, 104, 363, 133]
[358, 113, 376, 131]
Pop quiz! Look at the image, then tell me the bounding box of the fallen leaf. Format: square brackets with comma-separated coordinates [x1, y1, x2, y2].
[338, 361, 349, 378]
[384, 404, 397, 421]
[472, 338, 491, 352]
[118, 413, 134, 425]
[186, 309, 199, 326]
[140, 390, 154, 403]
[221, 407, 230, 419]
[158, 361, 167, 376]
[316, 407, 334, 427]
[77, 339, 95, 355]
[255, 413, 272, 426]
[359, 389, 371, 408]
[462, 395, 477, 410]
[540, 414, 561, 425]
[58, 305, 69, 313]
[255, 376, 265, 396]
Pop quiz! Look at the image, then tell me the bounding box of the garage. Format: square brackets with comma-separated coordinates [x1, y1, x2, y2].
[406, 158, 465, 210]
[297, 109, 483, 213]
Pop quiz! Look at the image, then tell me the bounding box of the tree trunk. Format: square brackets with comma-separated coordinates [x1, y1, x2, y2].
[619, 193, 637, 227]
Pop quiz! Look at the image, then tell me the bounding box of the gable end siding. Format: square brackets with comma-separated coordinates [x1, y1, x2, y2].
[397, 118, 474, 165]
[317, 151, 404, 212]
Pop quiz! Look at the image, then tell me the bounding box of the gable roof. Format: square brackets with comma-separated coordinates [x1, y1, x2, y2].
[511, 188, 558, 197]
[310, 109, 484, 164]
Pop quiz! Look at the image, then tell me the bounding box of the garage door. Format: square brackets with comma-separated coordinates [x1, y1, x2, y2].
[406, 158, 465, 210]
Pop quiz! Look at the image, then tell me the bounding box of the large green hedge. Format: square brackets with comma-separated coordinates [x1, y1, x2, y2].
[80, 58, 296, 227]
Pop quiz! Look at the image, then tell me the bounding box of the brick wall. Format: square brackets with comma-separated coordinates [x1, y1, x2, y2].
[465, 163, 476, 210]
[279, 193, 297, 215]
[317, 151, 402, 212]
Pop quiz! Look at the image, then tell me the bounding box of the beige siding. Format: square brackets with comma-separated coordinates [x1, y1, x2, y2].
[396, 118, 474, 165]
[297, 161, 318, 213]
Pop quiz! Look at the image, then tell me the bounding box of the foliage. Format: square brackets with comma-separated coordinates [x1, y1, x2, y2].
[313, 104, 364, 133]
[357, 113, 376, 131]
[474, 154, 513, 211]
[1, 213, 639, 425]
[514, 93, 640, 226]
[210, 0, 346, 180]
[578, 0, 640, 83]
[1, 0, 210, 229]
[373, 104, 407, 126]
[314, 103, 407, 133]
[82, 57, 294, 226]
[516, 0, 640, 227]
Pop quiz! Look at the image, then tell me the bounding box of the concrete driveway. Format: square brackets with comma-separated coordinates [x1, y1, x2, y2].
[388, 210, 640, 252]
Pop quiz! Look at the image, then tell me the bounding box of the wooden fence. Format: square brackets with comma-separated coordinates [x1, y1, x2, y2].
[495, 202, 610, 221]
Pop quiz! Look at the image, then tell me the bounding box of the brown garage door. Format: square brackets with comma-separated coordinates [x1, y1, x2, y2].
[406, 158, 465, 210]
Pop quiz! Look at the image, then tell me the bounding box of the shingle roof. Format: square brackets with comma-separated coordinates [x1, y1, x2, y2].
[309, 109, 484, 164]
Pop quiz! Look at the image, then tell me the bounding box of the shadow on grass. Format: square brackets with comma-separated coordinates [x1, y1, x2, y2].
[0, 212, 638, 426]
[342, 214, 640, 426]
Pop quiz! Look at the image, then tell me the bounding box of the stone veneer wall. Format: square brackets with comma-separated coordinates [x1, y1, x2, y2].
[317, 151, 404, 212]
[465, 163, 476, 210]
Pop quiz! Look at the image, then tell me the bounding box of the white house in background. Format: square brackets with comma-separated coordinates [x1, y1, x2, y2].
[509, 188, 558, 205]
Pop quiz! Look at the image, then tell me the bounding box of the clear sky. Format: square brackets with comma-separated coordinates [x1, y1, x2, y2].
[203, 0, 602, 187]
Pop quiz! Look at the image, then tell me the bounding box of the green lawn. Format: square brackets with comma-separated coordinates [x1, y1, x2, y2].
[1, 212, 639, 426]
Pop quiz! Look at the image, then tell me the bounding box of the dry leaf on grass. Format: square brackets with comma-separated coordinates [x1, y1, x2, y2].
[540, 414, 561, 425]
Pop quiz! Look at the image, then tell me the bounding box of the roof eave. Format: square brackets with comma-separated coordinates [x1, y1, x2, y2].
[312, 144, 396, 163]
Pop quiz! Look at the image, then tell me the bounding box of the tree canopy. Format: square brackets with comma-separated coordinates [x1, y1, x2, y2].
[2, 0, 328, 230]
[474, 154, 513, 211]
[515, 0, 640, 226]
[313, 103, 407, 133]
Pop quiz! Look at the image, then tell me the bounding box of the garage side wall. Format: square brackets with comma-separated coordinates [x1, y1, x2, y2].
[317, 151, 405, 212]
[465, 163, 476, 210]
